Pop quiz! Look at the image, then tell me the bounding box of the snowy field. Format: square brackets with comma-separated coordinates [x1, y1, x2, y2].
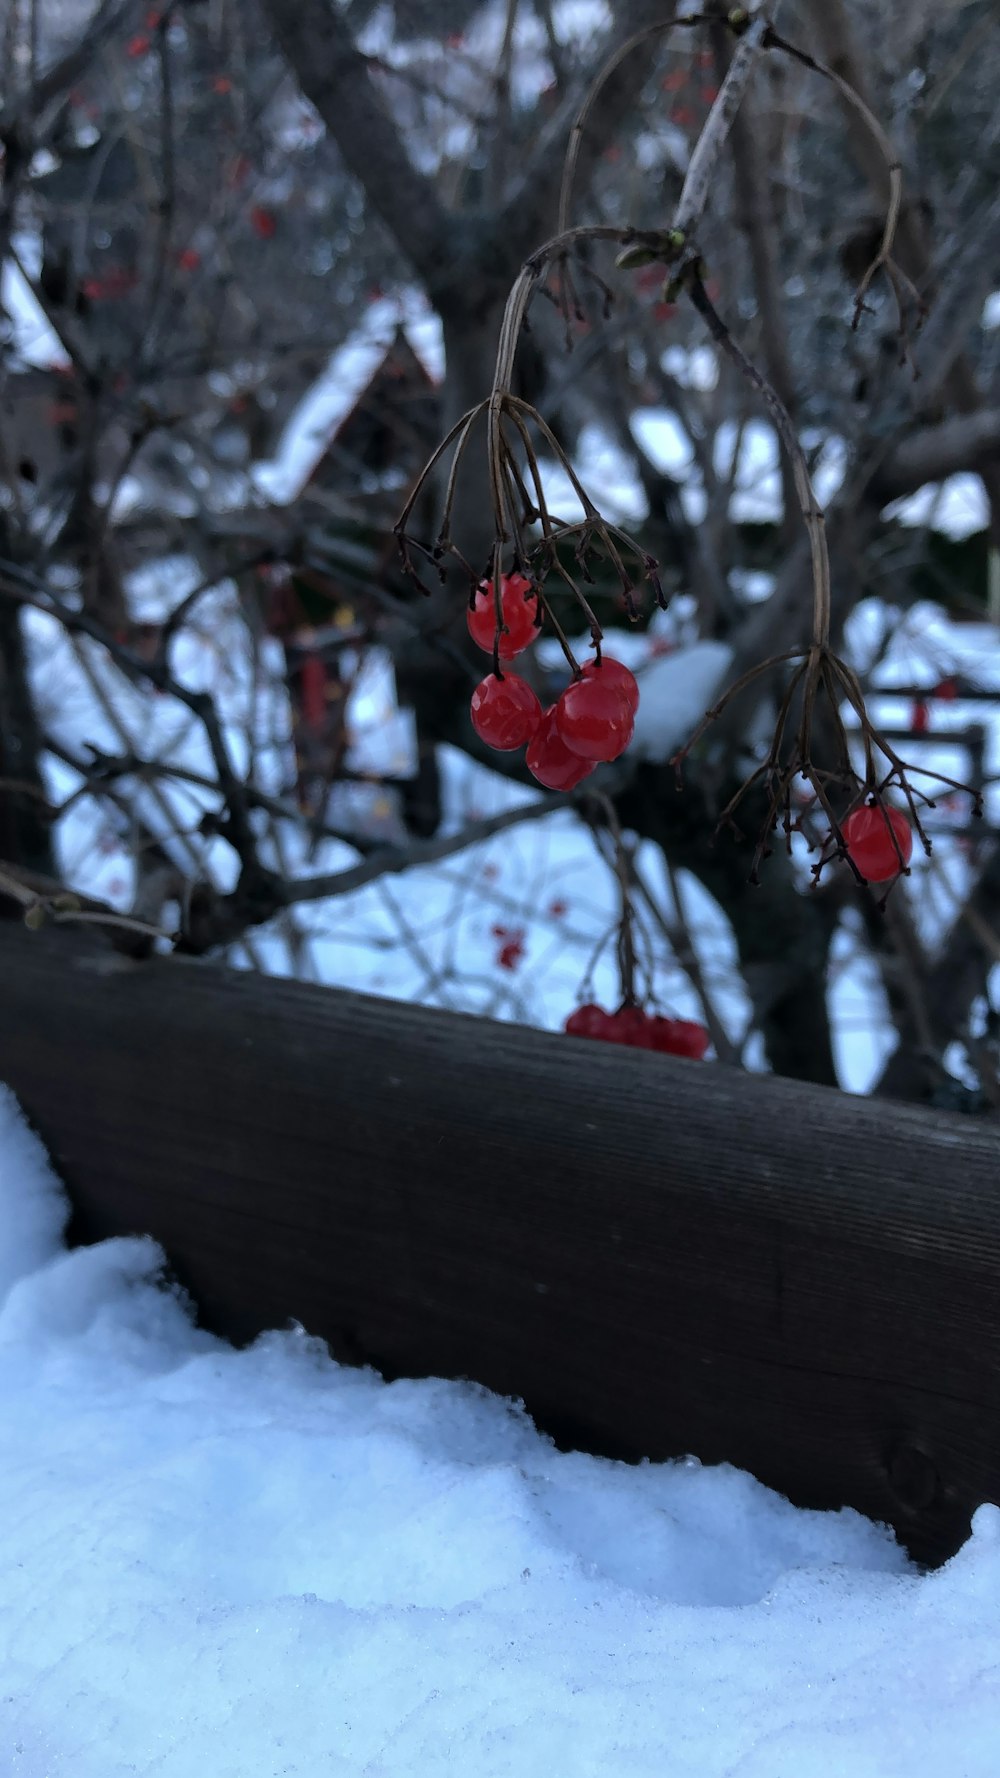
[2, 1087, 1000, 1776]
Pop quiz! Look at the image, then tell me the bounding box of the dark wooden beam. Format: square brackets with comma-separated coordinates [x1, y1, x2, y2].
[2, 919, 1000, 1566]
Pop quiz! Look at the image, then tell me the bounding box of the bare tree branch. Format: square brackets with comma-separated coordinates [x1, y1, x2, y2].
[873, 408, 1000, 503]
[0, 0, 138, 137]
[258, 0, 452, 297]
[872, 844, 1000, 1104]
[500, 1, 680, 261]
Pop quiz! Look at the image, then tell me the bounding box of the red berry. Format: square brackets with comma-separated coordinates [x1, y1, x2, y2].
[842, 805, 913, 883]
[470, 673, 542, 751]
[554, 678, 634, 762]
[581, 655, 640, 715]
[564, 1003, 611, 1039]
[251, 205, 277, 239]
[496, 933, 525, 971]
[933, 677, 958, 702]
[467, 573, 537, 660]
[177, 247, 200, 271]
[650, 1017, 710, 1059]
[605, 1005, 654, 1048]
[526, 709, 596, 791]
[126, 33, 151, 57]
[911, 700, 929, 734]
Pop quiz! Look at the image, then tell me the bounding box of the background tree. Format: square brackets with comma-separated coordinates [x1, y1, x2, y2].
[1, 0, 999, 1108]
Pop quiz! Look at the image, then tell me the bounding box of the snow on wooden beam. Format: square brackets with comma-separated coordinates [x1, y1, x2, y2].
[2, 919, 999, 1566]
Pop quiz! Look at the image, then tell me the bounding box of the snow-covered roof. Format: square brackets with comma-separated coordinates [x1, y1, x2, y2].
[253, 292, 444, 506]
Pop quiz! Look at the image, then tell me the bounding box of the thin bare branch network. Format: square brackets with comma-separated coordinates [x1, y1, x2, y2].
[395, 6, 952, 893]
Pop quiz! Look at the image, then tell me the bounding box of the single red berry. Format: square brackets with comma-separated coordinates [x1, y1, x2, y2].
[564, 1003, 610, 1039]
[250, 205, 277, 239]
[470, 673, 542, 751]
[126, 33, 151, 57]
[650, 1018, 710, 1059]
[526, 709, 596, 791]
[467, 573, 537, 660]
[177, 247, 200, 271]
[933, 677, 958, 701]
[842, 805, 913, 883]
[911, 700, 929, 734]
[581, 655, 640, 715]
[497, 933, 525, 971]
[554, 678, 634, 762]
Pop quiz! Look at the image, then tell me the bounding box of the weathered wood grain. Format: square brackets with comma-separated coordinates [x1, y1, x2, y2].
[2, 918, 999, 1565]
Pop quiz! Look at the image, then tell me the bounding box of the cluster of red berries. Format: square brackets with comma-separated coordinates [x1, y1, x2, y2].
[467, 575, 639, 790]
[841, 805, 913, 884]
[564, 1003, 710, 1058]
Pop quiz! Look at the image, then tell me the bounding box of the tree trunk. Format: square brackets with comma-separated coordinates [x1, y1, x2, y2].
[0, 599, 53, 874]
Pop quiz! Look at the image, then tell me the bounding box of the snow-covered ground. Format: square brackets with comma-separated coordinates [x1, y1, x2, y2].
[2, 1086, 999, 1776]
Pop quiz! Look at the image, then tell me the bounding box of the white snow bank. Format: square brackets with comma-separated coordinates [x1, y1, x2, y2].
[629, 640, 735, 761]
[0, 1086, 69, 1308]
[2, 1093, 999, 1775]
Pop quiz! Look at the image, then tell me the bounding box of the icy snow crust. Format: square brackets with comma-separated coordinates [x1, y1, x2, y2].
[2, 1086, 1000, 1774]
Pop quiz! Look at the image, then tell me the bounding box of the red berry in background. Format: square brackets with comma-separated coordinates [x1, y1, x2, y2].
[526, 709, 596, 791]
[555, 678, 634, 762]
[126, 33, 151, 57]
[650, 1018, 710, 1059]
[911, 699, 929, 734]
[496, 931, 525, 971]
[581, 655, 640, 715]
[842, 805, 913, 882]
[470, 673, 542, 751]
[563, 1003, 710, 1057]
[933, 677, 958, 701]
[177, 247, 200, 271]
[564, 1003, 611, 1039]
[467, 573, 537, 660]
[250, 205, 277, 239]
[605, 1005, 654, 1047]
